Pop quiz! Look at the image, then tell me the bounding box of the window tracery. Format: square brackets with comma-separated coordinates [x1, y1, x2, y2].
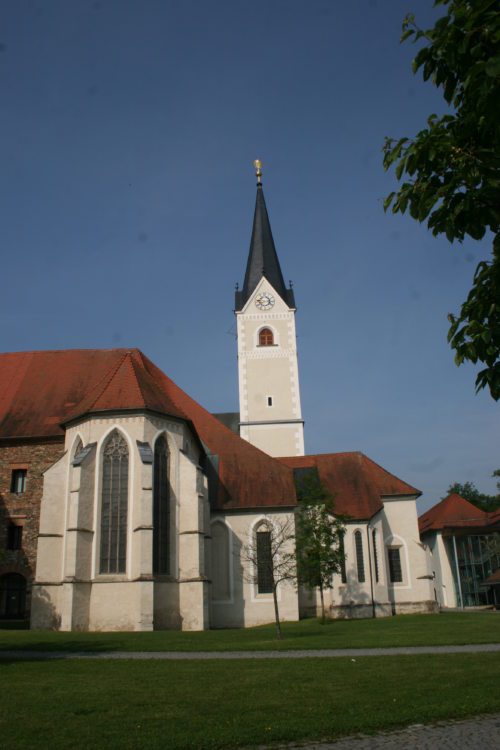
[99, 430, 129, 574]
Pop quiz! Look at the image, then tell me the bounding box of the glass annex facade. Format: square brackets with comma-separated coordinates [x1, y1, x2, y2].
[448, 532, 500, 607]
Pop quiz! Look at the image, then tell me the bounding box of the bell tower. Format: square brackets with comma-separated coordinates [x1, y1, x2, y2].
[234, 161, 304, 457]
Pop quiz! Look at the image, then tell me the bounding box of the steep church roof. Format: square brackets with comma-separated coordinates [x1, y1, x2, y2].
[279, 452, 420, 520]
[0, 349, 422, 519]
[235, 184, 295, 310]
[0, 348, 296, 511]
[419, 493, 495, 534]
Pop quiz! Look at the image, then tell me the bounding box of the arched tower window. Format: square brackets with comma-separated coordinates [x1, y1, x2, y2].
[354, 530, 365, 583]
[211, 522, 230, 600]
[259, 328, 274, 346]
[99, 431, 129, 574]
[153, 435, 170, 575]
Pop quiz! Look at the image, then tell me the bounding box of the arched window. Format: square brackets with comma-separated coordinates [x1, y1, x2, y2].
[256, 524, 273, 593]
[211, 522, 230, 600]
[339, 532, 347, 584]
[259, 328, 274, 346]
[0, 573, 26, 619]
[100, 431, 129, 574]
[387, 547, 403, 583]
[355, 530, 365, 583]
[372, 529, 379, 583]
[153, 435, 170, 575]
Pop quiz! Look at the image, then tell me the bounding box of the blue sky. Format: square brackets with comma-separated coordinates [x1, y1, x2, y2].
[1, 0, 498, 512]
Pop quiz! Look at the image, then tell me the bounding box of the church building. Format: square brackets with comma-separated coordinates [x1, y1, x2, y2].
[0, 164, 436, 630]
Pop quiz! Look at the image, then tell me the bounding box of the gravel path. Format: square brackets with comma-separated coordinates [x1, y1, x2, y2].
[1, 643, 500, 660]
[267, 713, 500, 749]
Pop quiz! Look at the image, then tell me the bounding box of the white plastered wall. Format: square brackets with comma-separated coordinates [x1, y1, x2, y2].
[301, 499, 436, 619]
[209, 509, 299, 628]
[423, 531, 457, 608]
[237, 276, 304, 457]
[379, 497, 435, 611]
[32, 412, 210, 632]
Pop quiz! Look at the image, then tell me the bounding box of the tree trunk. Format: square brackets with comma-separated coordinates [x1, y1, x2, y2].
[272, 586, 282, 639]
[319, 582, 326, 623]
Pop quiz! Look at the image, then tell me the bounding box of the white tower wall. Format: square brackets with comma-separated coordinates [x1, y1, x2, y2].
[237, 277, 304, 457]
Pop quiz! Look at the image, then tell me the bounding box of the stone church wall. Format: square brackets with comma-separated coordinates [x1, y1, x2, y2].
[0, 440, 65, 620]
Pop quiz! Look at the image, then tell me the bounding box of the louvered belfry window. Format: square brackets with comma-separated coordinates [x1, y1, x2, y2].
[153, 435, 170, 575]
[257, 529, 273, 593]
[355, 530, 365, 583]
[100, 431, 129, 574]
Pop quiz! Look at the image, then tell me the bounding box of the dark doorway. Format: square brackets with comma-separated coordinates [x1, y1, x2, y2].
[0, 573, 27, 618]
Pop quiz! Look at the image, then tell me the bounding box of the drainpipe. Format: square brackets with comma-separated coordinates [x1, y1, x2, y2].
[366, 525, 376, 618]
[452, 535, 464, 609]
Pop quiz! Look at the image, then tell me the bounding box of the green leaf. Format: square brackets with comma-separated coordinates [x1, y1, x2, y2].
[383, 192, 395, 211]
[485, 56, 500, 77]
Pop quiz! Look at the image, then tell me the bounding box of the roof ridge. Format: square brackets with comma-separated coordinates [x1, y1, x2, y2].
[127, 352, 160, 409]
[277, 451, 364, 461]
[121, 351, 149, 407]
[0, 347, 138, 357]
[67, 350, 131, 418]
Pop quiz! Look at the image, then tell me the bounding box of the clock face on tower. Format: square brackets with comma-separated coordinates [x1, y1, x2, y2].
[255, 292, 275, 310]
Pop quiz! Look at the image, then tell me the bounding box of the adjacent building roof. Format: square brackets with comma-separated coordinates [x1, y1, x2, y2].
[279, 452, 420, 520]
[235, 184, 295, 310]
[418, 493, 499, 535]
[0, 349, 421, 518]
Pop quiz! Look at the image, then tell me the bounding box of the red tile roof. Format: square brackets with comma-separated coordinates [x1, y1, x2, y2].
[0, 349, 295, 510]
[278, 452, 420, 519]
[418, 493, 497, 534]
[0, 349, 421, 517]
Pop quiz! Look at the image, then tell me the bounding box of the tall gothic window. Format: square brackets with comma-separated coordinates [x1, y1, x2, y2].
[100, 431, 129, 574]
[339, 532, 347, 584]
[256, 527, 273, 593]
[153, 435, 170, 575]
[259, 328, 274, 346]
[372, 529, 379, 583]
[355, 530, 365, 583]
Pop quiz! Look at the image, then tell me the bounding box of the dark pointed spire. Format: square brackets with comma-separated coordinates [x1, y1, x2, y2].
[235, 162, 295, 311]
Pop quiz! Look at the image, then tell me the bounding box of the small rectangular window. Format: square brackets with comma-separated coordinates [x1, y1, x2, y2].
[10, 470, 27, 494]
[267, 396, 273, 407]
[7, 524, 23, 550]
[388, 547, 403, 583]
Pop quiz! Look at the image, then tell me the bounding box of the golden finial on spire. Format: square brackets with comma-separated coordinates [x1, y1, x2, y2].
[253, 159, 262, 185]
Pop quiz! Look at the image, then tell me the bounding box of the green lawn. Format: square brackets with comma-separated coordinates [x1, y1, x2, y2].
[0, 612, 499, 652]
[1, 653, 500, 749]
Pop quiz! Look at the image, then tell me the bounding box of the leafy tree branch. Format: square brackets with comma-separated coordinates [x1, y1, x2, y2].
[383, 0, 500, 399]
